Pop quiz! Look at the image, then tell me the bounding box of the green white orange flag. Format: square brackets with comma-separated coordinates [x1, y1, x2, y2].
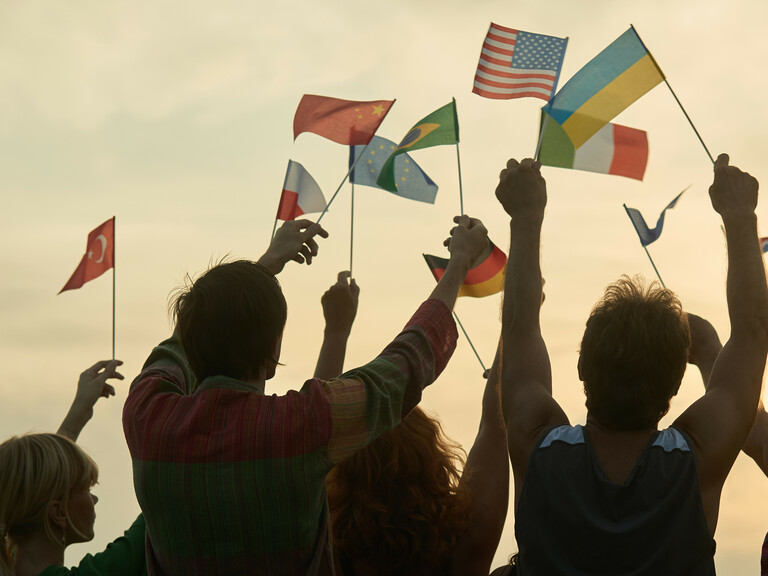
[423, 241, 506, 298]
[377, 101, 458, 192]
[538, 110, 648, 180]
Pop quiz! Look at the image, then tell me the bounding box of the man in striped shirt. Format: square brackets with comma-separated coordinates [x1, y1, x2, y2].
[123, 216, 489, 575]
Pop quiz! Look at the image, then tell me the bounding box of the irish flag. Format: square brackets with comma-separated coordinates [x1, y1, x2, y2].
[538, 110, 648, 180]
[276, 160, 327, 221]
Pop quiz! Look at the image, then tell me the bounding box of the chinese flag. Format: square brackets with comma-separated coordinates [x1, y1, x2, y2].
[59, 217, 115, 294]
[293, 94, 394, 145]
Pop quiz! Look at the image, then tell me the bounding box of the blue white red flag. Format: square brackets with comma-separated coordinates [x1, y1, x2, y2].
[472, 23, 567, 101]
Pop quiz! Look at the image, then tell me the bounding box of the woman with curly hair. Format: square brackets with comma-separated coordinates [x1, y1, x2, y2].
[321, 297, 509, 576]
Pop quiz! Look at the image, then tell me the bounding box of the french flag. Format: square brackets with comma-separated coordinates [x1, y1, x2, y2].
[276, 160, 327, 221]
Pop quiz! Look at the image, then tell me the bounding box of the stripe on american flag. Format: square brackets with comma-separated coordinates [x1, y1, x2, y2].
[472, 23, 563, 101]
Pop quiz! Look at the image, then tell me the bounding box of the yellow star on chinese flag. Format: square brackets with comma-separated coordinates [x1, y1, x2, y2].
[371, 104, 386, 117]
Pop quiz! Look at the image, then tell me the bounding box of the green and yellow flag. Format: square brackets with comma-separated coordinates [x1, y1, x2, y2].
[377, 100, 458, 192]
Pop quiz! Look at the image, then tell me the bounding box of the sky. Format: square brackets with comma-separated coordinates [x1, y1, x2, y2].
[1, 0, 767, 572]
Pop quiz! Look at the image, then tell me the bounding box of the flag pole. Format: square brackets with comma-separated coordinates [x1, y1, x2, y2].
[630, 24, 714, 165]
[317, 142, 372, 225]
[452, 97, 464, 216]
[453, 311, 486, 373]
[112, 216, 116, 361]
[271, 216, 279, 241]
[535, 37, 569, 161]
[350, 181, 355, 276]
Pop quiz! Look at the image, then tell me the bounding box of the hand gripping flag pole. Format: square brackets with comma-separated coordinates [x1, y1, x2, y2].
[630, 25, 715, 165]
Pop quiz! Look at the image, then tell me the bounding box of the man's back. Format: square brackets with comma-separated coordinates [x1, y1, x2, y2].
[515, 425, 715, 575]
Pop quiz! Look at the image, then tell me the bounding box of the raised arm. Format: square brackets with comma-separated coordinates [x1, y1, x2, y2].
[451, 341, 509, 576]
[57, 359, 124, 441]
[495, 158, 568, 506]
[674, 154, 768, 532]
[687, 312, 768, 478]
[321, 216, 489, 464]
[314, 271, 360, 380]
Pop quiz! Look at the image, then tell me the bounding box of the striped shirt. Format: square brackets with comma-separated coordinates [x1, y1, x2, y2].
[123, 299, 457, 575]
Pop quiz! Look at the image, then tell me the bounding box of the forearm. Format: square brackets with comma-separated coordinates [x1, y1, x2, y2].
[428, 254, 471, 311]
[724, 213, 768, 343]
[57, 402, 92, 441]
[503, 217, 550, 388]
[744, 405, 768, 477]
[314, 328, 352, 380]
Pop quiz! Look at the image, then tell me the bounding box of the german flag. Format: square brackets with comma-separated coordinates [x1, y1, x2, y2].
[423, 241, 506, 298]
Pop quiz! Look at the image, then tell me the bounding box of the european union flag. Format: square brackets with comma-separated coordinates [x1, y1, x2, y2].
[350, 135, 438, 204]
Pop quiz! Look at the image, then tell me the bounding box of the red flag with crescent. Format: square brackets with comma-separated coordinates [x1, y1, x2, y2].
[59, 217, 115, 294]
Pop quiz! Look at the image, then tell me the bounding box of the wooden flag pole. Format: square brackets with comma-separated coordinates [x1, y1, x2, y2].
[317, 142, 372, 225]
[112, 216, 116, 361]
[630, 25, 715, 165]
[350, 181, 355, 276]
[453, 311, 487, 373]
[271, 216, 279, 241]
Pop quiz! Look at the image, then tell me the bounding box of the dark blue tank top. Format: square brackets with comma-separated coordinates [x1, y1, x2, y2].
[515, 425, 716, 575]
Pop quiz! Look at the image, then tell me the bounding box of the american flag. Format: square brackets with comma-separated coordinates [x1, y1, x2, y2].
[472, 23, 567, 101]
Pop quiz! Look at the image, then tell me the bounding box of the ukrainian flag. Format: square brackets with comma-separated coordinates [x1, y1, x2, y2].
[547, 28, 664, 149]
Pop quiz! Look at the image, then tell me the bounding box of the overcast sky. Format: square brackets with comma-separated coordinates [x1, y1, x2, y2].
[1, 1, 767, 572]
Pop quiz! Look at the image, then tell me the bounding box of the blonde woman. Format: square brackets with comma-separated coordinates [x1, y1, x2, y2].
[0, 360, 145, 576]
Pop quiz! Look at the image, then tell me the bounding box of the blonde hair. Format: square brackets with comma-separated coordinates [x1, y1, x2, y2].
[0, 434, 98, 573]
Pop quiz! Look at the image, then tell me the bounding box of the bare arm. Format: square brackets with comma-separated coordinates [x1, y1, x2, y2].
[58, 360, 124, 441]
[314, 271, 360, 380]
[687, 312, 768, 478]
[428, 215, 490, 311]
[674, 154, 768, 533]
[495, 158, 569, 508]
[451, 342, 509, 576]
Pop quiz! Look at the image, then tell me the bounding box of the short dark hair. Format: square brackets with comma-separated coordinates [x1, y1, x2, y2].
[579, 276, 690, 430]
[172, 260, 287, 383]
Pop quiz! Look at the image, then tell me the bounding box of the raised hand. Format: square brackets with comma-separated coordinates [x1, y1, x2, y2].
[709, 154, 759, 218]
[495, 158, 547, 220]
[443, 215, 489, 269]
[321, 271, 360, 335]
[259, 219, 329, 275]
[58, 359, 124, 441]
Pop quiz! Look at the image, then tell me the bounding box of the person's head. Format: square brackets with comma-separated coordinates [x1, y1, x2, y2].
[579, 275, 690, 430]
[0, 433, 99, 570]
[172, 260, 287, 384]
[326, 407, 471, 575]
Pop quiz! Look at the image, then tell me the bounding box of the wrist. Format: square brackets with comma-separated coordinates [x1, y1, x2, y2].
[721, 212, 757, 229]
[324, 325, 353, 339]
[446, 252, 472, 275]
[257, 253, 283, 276]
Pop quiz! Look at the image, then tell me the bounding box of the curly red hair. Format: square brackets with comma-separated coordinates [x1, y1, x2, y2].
[326, 406, 471, 574]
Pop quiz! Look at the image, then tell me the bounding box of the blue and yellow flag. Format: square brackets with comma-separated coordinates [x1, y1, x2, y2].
[349, 136, 438, 204]
[547, 28, 664, 149]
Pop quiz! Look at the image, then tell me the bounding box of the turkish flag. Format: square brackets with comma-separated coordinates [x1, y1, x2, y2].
[293, 95, 394, 145]
[59, 217, 115, 294]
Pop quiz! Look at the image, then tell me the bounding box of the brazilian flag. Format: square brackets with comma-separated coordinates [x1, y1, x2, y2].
[376, 100, 458, 192]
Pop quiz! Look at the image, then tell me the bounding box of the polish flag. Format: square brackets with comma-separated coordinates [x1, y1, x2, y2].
[276, 160, 327, 221]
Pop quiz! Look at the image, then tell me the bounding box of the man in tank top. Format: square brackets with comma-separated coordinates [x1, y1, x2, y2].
[493, 155, 768, 575]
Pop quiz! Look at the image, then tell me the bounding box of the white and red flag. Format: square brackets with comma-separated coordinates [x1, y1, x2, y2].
[472, 23, 567, 101]
[276, 160, 327, 221]
[59, 217, 115, 294]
